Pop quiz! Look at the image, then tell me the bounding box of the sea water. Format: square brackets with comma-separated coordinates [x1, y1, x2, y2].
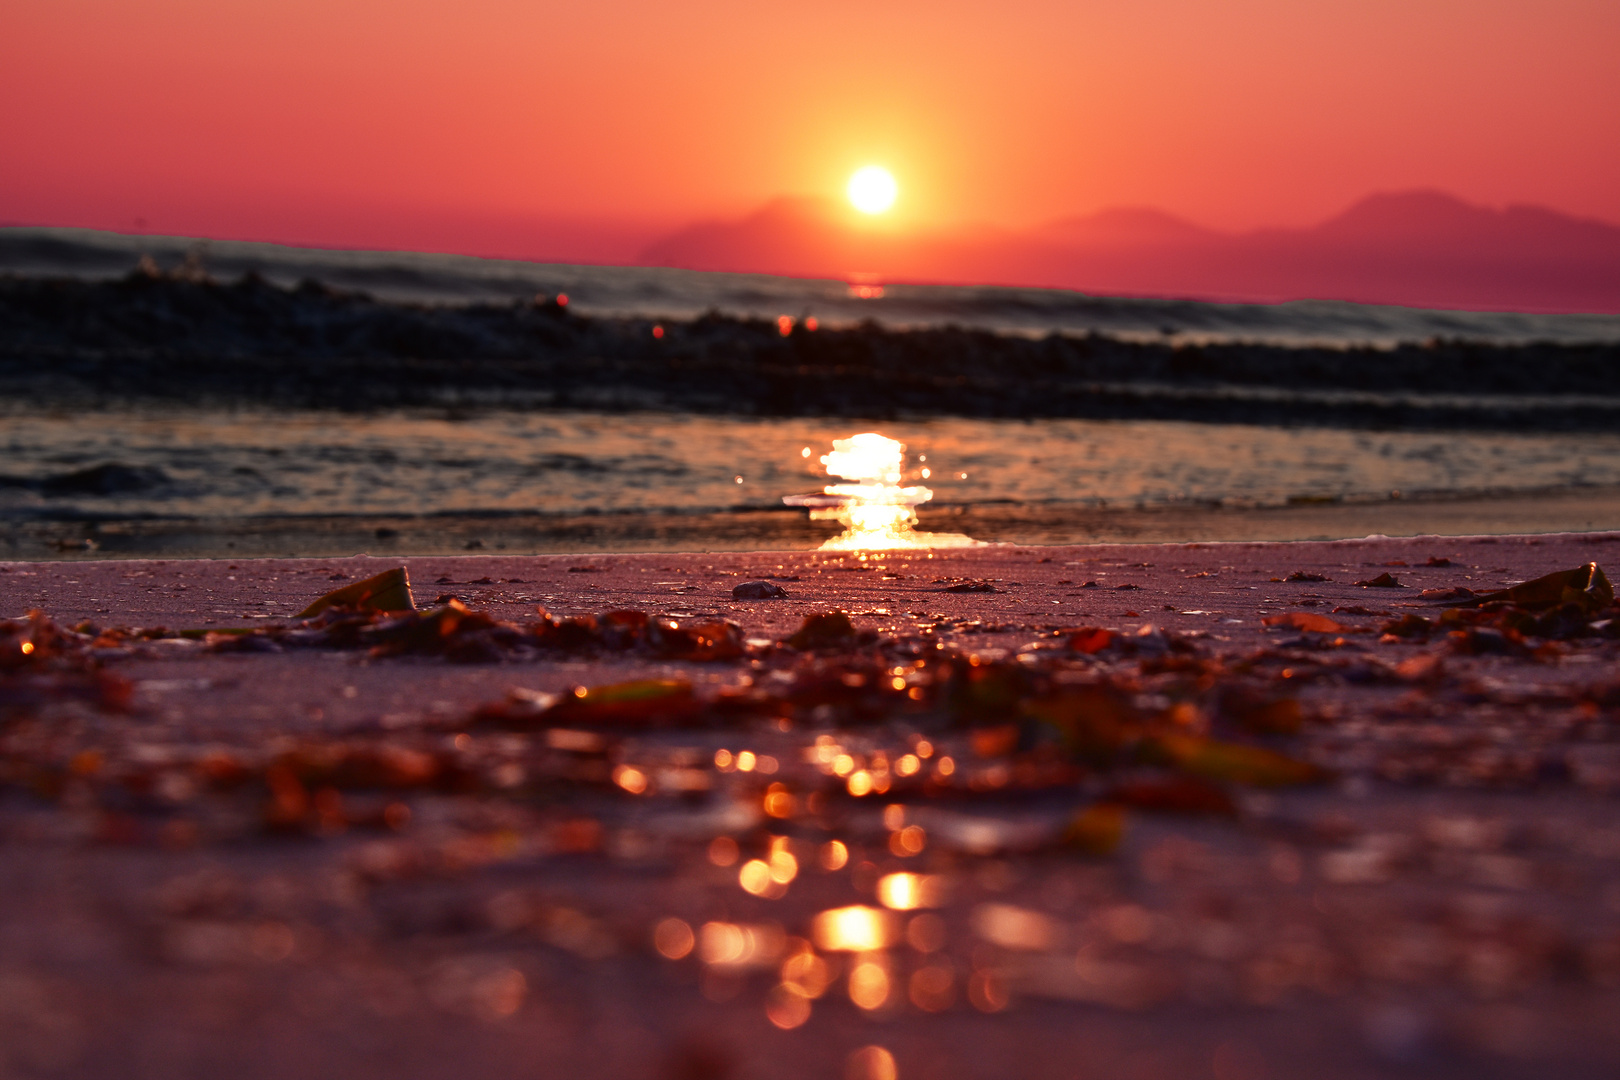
[6, 407, 1620, 526]
[7, 226, 1620, 348]
[6, 227, 1620, 555]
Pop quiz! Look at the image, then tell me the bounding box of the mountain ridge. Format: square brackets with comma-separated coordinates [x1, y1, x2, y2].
[640, 191, 1620, 313]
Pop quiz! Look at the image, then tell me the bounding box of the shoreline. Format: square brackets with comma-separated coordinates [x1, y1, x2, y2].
[10, 485, 1620, 561]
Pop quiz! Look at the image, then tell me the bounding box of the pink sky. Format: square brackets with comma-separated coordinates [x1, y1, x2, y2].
[3, 0, 1618, 259]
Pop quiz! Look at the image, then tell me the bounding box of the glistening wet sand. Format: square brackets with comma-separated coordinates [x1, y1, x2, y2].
[12, 484, 1620, 561]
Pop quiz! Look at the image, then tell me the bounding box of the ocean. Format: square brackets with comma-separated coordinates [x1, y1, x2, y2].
[4, 226, 1620, 559]
[8, 226, 1620, 347]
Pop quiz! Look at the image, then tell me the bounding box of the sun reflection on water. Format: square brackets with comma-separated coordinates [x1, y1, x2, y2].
[784, 432, 979, 551]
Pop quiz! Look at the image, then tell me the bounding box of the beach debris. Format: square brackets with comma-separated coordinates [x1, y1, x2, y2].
[201, 600, 746, 663]
[732, 580, 789, 599]
[1219, 690, 1306, 735]
[1448, 562, 1612, 613]
[295, 566, 415, 617]
[1373, 570, 1620, 644]
[1419, 586, 1477, 601]
[1064, 803, 1127, 853]
[943, 580, 999, 593]
[1147, 732, 1326, 787]
[1066, 627, 1118, 654]
[11, 581, 1620, 1044]
[1354, 572, 1404, 588]
[1261, 612, 1360, 634]
[1, 611, 133, 716]
[1379, 614, 1434, 639]
[1285, 570, 1330, 582]
[527, 678, 700, 728]
[785, 611, 860, 650]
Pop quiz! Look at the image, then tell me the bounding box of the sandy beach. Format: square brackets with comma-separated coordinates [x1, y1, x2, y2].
[4, 532, 1620, 1079]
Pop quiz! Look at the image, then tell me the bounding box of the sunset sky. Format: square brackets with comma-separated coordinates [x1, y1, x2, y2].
[4, 0, 1618, 259]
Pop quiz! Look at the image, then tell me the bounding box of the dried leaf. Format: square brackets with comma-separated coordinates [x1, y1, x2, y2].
[1022, 685, 1143, 763]
[296, 567, 415, 618]
[1449, 562, 1613, 614]
[1064, 803, 1125, 855]
[1447, 627, 1530, 657]
[1147, 733, 1326, 787]
[969, 724, 1020, 759]
[1420, 587, 1476, 601]
[1261, 611, 1354, 634]
[1355, 572, 1404, 588]
[646, 618, 745, 661]
[543, 678, 699, 727]
[1380, 613, 1433, 639]
[1066, 627, 1118, 654]
[1393, 653, 1445, 683]
[1222, 693, 1305, 735]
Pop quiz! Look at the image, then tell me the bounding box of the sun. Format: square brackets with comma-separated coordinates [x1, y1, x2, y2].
[847, 166, 898, 215]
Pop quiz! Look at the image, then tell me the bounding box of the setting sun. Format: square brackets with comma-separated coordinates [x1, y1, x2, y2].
[847, 166, 898, 215]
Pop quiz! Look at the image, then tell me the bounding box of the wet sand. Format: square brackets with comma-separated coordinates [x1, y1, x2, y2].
[4, 533, 1620, 1079]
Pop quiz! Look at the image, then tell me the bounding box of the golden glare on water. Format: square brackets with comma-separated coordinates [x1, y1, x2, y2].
[783, 432, 979, 551]
[847, 166, 897, 214]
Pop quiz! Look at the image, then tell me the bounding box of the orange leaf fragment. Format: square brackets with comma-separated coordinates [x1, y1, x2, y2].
[970, 724, 1020, 759]
[1066, 627, 1118, 654]
[1065, 803, 1126, 855]
[1450, 562, 1613, 613]
[1149, 733, 1326, 787]
[1261, 611, 1353, 634]
[544, 678, 699, 727]
[296, 567, 416, 618]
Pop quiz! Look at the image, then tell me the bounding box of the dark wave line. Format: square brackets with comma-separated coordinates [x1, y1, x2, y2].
[5, 270, 1620, 431]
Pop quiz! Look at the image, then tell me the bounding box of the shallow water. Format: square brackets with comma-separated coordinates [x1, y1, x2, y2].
[6, 407, 1620, 527]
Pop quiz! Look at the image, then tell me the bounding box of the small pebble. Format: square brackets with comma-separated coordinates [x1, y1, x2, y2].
[732, 580, 789, 599]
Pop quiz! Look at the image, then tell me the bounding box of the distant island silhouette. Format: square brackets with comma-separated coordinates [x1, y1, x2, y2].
[641, 191, 1620, 313]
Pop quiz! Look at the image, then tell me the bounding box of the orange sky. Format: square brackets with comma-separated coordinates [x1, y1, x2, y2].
[3, 0, 1618, 256]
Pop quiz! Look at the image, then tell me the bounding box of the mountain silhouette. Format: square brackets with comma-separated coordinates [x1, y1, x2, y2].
[640, 190, 1620, 313]
[1043, 207, 1217, 249]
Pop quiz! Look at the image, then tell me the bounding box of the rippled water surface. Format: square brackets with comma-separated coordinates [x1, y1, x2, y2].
[6, 408, 1620, 524]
